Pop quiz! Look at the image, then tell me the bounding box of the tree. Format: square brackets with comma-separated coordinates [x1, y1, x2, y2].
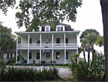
[0, 0, 16, 15]
[96, 36, 104, 47]
[100, 0, 108, 81]
[80, 29, 100, 63]
[15, 0, 82, 30]
[0, 25, 15, 58]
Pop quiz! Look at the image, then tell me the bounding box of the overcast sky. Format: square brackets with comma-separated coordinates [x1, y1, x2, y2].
[0, 0, 103, 36]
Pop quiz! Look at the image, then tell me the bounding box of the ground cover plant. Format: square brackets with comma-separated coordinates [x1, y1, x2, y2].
[69, 52, 105, 81]
[0, 67, 60, 81]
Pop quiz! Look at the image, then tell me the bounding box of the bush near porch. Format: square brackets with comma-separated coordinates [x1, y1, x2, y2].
[69, 53, 105, 81]
[0, 67, 60, 81]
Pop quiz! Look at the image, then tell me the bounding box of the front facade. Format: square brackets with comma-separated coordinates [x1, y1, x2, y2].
[15, 23, 79, 64]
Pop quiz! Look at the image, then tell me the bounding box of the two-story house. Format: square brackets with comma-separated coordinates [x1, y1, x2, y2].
[15, 23, 79, 64]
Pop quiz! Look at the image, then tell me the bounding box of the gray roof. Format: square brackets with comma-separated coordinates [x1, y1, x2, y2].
[4, 48, 16, 53]
[26, 23, 73, 32]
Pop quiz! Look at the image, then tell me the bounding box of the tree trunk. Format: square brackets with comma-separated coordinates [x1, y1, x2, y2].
[83, 50, 85, 59]
[88, 45, 90, 64]
[91, 44, 95, 61]
[100, 0, 108, 81]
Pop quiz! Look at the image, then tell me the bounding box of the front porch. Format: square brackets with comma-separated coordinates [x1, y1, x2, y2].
[17, 49, 77, 64]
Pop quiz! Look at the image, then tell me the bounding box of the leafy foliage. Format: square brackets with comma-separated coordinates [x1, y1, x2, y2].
[0, 0, 16, 14]
[15, 0, 82, 29]
[96, 36, 104, 47]
[0, 59, 6, 70]
[80, 29, 100, 62]
[0, 67, 60, 81]
[0, 25, 16, 58]
[69, 53, 105, 81]
[7, 58, 16, 65]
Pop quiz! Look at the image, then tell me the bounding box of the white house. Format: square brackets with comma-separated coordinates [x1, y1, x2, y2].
[15, 23, 79, 64]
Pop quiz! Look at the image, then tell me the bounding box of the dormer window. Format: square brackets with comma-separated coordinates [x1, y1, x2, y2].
[38, 26, 42, 32]
[45, 25, 50, 32]
[32, 29, 35, 32]
[56, 25, 65, 31]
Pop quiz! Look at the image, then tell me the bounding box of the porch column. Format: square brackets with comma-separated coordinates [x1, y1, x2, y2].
[52, 49, 54, 64]
[16, 35, 18, 64]
[76, 33, 78, 54]
[40, 33, 42, 64]
[40, 33, 42, 47]
[76, 33, 78, 47]
[40, 49, 41, 64]
[64, 49, 66, 64]
[27, 34, 30, 64]
[52, 33, 54, 48]
[64, 33, 66, 64]
[52, 33, 54, 63]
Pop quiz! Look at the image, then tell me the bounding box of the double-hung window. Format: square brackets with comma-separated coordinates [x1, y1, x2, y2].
[36, 52, 40, 59]
[56, 25, 65, 31]
[56, 52, 60, 59]
[29, 52, 32, 59]
[45, 25, 50, 32]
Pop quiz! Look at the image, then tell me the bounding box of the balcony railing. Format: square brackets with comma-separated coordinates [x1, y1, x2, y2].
[17, 43, 77, 49]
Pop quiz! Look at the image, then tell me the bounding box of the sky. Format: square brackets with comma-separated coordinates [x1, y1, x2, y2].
[0, 0, 103, 36]
[0, 0, 104, 58]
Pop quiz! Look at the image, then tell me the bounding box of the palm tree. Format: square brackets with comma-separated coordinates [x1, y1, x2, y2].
[80, 29, 100, 62]
[96, 36, 104, 47]
[80, 38, 87, 59]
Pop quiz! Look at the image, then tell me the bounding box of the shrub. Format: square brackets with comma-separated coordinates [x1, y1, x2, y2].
[0, 67, 60, 81]
[69, 53, 105, 81]
[7, 58, 16, 65]
[0, 59, 6, 70]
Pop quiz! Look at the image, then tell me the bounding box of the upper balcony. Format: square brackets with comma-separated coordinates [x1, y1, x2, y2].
[16, 29, 79, 50]
[17, 43, 78, 49]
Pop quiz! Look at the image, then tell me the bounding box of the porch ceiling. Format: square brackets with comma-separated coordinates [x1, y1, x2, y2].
[15, 31, 80, 37]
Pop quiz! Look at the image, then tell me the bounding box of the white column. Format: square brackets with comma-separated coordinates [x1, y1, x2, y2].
[27, 34, 30, 64]
[40, 34, 42, 47]
[52, 33, 54, 48]
[16, 50, 18, 64]
[40, 33, 42, 64]
[76, 33, 78, 54]
[16, 35, 18, 64]
[52, 33, 54, 64]
[40, 49, 41, 64]
[77, 49, 78, 54]
[52, 49, 54, 64]
[64, 33, 66, 64]
[64, 49, 66, 64]
[64, 33, 66, 47]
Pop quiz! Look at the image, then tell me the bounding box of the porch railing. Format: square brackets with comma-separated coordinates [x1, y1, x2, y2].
[17, 43, 77, 49]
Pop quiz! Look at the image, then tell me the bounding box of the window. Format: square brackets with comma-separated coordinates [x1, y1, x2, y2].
[56, 25, 65, 31]
[37, 39, 40, 46]
[7, 53, 9, 59]
[29, 38, 32, 44]
[29, 52, 32, 59]
[56, 52, 60, 59]
[42, 27, 44, 31]
[38, 26, 42, 31]
[45, 25, 50, 31]
[10, 53, 13, 59]
[66, 38, 68, 43]
[56, 38, 60, 43]
[66, 52, 68, 59]
[36, 52, 40, 59]
[46, 52, 50, 58]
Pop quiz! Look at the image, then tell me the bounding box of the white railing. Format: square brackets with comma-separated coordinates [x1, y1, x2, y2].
[17, 43, 77, 49]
